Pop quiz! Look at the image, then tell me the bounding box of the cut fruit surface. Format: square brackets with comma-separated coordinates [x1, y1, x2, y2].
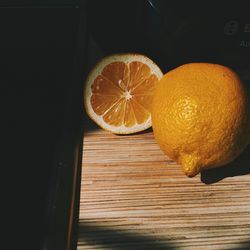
[84, 54, 163, 134]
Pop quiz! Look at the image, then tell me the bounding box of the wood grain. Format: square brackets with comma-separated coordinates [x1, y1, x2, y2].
[77, 128, 250, 250]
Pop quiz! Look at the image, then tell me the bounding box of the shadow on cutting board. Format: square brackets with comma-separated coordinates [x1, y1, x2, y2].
[237, 240, 250, 250]
[201, 145, 250, 184]
[78, 221, 175, 250]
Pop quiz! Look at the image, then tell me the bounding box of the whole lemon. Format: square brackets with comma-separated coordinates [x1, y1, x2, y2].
[152, 63, 250, 177]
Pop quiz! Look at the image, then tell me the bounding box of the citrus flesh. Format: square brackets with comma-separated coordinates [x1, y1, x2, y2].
[84, 54, 163, 134]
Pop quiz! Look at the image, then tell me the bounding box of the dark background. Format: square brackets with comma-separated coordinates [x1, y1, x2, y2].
[0, 4, 83, 250]
[88, 0, 250, 74]
[1, 0, 250, 249]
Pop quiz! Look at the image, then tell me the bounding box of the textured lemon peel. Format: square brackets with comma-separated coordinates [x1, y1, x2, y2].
[152, 63, 250, 177]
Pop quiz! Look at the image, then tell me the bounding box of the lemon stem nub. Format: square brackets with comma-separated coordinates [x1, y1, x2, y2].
[180, 154, 201, 177]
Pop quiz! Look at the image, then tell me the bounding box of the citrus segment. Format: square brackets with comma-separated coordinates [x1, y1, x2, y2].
[84, 54, 163, 134]
[103, 98, 126, 126]
[101, 62, 130, 89]
[130, 98, 151, 125]
[90, 94, 120, 116]
[124, 100, 137, 127]
[132, 74, 158, 95]
[128, 61, 151, 89]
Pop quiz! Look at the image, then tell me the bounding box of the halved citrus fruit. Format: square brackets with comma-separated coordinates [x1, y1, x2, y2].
[84, 54, 163, 134]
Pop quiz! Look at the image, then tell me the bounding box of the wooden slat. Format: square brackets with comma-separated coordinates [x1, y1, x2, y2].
[77, 127, 250, 250]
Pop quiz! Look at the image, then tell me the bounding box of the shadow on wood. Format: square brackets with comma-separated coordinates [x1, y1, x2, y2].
[78, 221, 175, 250]
[117, 127, 153, 136]
[236, 239, 250, 250]
[201, 145, 250, 184]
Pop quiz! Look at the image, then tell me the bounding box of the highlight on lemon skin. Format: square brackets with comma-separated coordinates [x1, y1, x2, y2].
[84, 53, 163, 134]
[152, 62, 250, 177]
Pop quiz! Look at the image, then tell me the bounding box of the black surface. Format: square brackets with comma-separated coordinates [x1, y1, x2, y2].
[146, 0, 250, 71]
[87, 0, 147, 55]
[1, 3, 86, 250]
[87, 0, 250, 75]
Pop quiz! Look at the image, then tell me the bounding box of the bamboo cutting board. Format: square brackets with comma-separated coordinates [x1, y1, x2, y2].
[77, 121, 250, 250]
